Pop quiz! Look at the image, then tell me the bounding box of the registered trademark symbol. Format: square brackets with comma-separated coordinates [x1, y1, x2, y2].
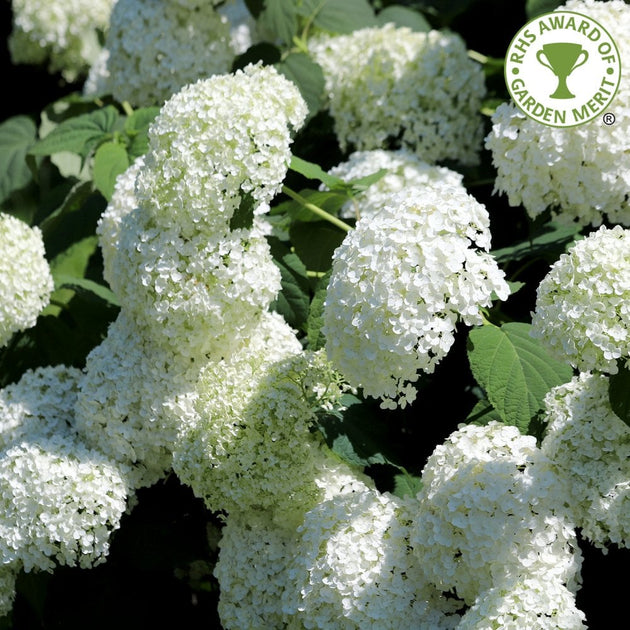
[603, 112, 615, 125]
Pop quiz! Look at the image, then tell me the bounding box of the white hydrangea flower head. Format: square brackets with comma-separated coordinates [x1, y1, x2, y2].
[92, 0, 239, 107]
[96, 156, 144, 290]
[541, 372, 630, 550]
[8, 0, 115, 81]
[409, 422, 582, 606]
[0, 564, 18, 619]
[0, 436, 129, 573]
[485, 0, 630, 227]
[308, 24, 486, 165]
[323, 184, 510, 409]
[458, 577, 586, 630]
[173, 349, 358, 526]
[531, 225, 630, 374]
[109, 205, 281, 361]
[283, 489, 464, 630]
[73, 311, 201, 490]
[135, 63, 308, 233]
[170, 307, 303, 444]
[0, 364, 83, 453]
[486, 101, 630, 227]
[0, 213, 54, 348]
[213, 509, 296, 630]
[171, 310, 303, 510]
[322, 149, 465, 220]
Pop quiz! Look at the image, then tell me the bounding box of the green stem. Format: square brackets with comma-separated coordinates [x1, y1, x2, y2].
[468, 50, 489, 64]
[281, 186, 352, 233]
[121, 101, 134, 117]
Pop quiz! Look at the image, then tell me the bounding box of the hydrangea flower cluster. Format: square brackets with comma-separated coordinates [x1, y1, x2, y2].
[0, 438, 129, 573]
[73, 311, 200, 489]
[323, 149, 464, 220]
[457, 578, 587, 629]
[282, 489, 464, 629]
[0, 366, 130, 583]
[208, 422, 373, 629]
[409, 423, 583, 610]
[308, 23, 486, 165]
[0, 213, 54, 349]
[8, 0, 115, 81]
[541, 372, 630, 550]
[135, 63, 308, 234]
[213, 509, 297, 630]
[84, 0, 257, 107]
[485, 0, 630, 227]
[173, 349, 362, 528]
[0, 364, 82, 451]
[531, 225, 630, 374]
[323, 184, 510, 409]
[97, 64, 307, 362]
[109, 208, 281, 361]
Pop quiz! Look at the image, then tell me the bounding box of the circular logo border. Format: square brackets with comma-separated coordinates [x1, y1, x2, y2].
[504, 10, 621, 128]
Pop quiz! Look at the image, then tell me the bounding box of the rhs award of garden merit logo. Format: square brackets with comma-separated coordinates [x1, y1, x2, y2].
[505, 10, 621, 127]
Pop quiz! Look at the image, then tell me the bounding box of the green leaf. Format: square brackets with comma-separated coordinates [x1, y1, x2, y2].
[40, 189, 106, 261]
[465, 399, 505, 426]
[0, 116, 37, 203]
[124, 106, 160, 159]
[276, 52, 325, 121]
[300, 0, 378, 33]
[346, 168, 388, 193]
[124, 106, 160, 135]
[290, 220, 346, 272]
[376, 5, 432, 31]
[229, 192, 256, 231]
[467, 322, 574, 433]
[392, 471, 423, 499]
[54, 274, 120, 307]
[316, 394, 400, 468]
[29, 106, 120, 159]
[38, 180, 95, 236]
[46, 236, 106, 316]
[257, 0, 299, 45]
[50, 235, 100, 280]
[41, 92, 112, 126]
[306, 270, 331, 351]
[609, 361, 630, 428]
[232, 42, 281, 72]
[93, 141, 130, 201]
[491, 222, 581, 265]
[289, 155, 346, 189]
[269, 240, 311, 330]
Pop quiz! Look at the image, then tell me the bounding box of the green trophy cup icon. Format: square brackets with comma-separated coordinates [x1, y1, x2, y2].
[536, 43, 589, 99]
